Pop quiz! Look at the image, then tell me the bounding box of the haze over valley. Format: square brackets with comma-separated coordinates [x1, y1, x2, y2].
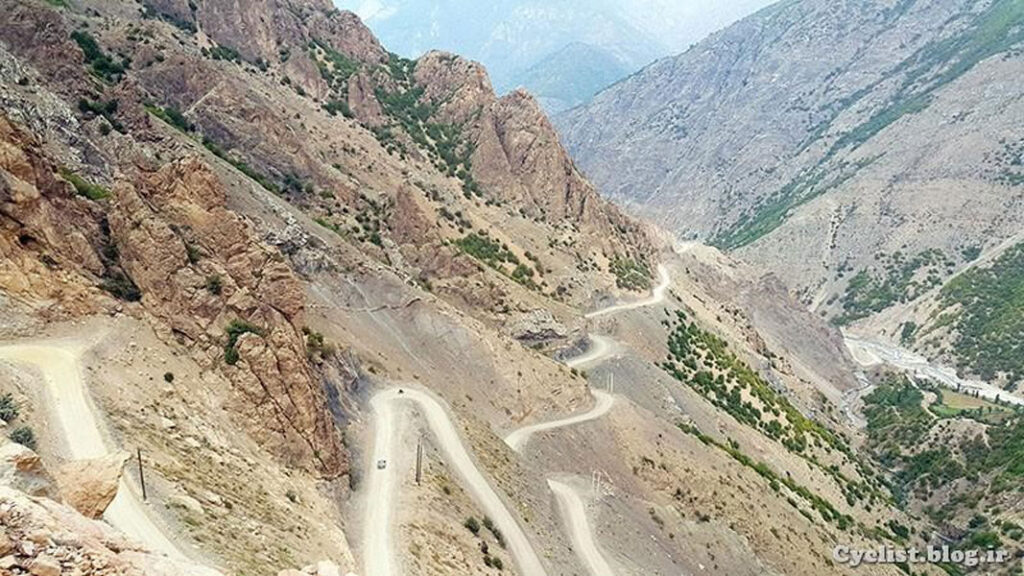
[0, 1, 1021, 575]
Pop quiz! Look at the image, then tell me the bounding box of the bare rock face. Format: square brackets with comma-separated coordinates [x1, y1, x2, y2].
[503, 309, 568, 344]
[195, 0, 386, 70]
[414, 51, 655, 260]
[55, 453, 130, 519]
[0, 484, 224, 576]
[107, 158, 346, 478]
[0, 115, 105, 317]
[0, 434, 55, 499]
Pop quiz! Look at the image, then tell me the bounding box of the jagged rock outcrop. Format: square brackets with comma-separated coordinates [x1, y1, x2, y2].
[0, 428, 55, 500]
[0, 115, 105, 317]
[108, 158, 346, 477]
[0, 111, 346, 478]
[414, 51, 655, 260]
[0, 485, 224, 576]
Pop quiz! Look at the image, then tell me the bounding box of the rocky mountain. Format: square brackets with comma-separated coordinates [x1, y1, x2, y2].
[339, 0, 777, 112]
[512, 42, 632, 112]
[559, 0, 1024, 388]
[0, 0, 1019, 575]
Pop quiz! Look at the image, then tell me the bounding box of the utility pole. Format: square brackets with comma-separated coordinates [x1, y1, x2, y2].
[137, 448, 147, 501]
[415, 438, 423, 486]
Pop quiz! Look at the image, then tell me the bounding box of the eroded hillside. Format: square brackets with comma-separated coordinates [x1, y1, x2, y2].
[558, 0, 1024, 390]
[0, 0, 1005, 575]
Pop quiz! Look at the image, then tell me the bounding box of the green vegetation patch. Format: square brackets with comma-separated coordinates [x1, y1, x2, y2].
[865, 374, 1024, 507]
[224, 319, 264, 365]
[677, 422, 853, 530]
[609, 257, 652, 291]
[71, 30, 128, 83]
[145, 103, 193, 133]
[660, 310, 883, 508]
[374, 54, 483, 198]
[454, 232, 538, 290]
[310, 40, 359, 89]
[59, 168, 109, 200]
[834, 249, 952, 325]
[662, 311, 846, 453]
[938, 241, 1024, 388]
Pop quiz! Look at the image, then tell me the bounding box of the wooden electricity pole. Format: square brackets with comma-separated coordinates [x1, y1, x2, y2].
[137, 448, 148, 501]
[415, 438, 423, 485]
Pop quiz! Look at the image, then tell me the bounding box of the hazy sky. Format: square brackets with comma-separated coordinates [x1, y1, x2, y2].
[334, 0, 777, 106]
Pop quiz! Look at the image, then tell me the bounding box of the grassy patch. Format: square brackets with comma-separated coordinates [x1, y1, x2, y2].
[609, 257, 652, 291]
[59, 168, 109, 200]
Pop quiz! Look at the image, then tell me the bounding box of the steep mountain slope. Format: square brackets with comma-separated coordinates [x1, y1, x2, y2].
[558, 0, 1024, 388]
[340, 0, 777, 112]
[512, 42, 632, 112]
[0, 0, 1002, 575]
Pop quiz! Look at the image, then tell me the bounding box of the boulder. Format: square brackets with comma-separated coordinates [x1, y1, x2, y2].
[55, 452, 129, 518]
[0, 438, 55, 498]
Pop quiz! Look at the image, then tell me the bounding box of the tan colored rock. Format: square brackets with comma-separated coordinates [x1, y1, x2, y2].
[0, 484, 224, 576]
[27, 554, 60, 576]
[106, 158, 346, 478]
[0, 438, 55, 498]
[56, 452, 129, 519]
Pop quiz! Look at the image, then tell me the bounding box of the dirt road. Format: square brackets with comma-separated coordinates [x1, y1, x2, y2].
[548, 479, 615, 576]
[0, 341, 189, 561]
[585, 264, 671, 318]
[503, 390, 615, 453]
[363, 387, 547, 576]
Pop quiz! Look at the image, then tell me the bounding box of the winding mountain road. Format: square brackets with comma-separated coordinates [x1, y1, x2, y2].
[585, 264, 671, 319]
[0, 341, 189, 562]
[503, 390, 615, 453]
[548, 479, 616, 576]
[363, 387, 548, 576]
[565, 334, 616, 369]
[364, 263, 673, 576]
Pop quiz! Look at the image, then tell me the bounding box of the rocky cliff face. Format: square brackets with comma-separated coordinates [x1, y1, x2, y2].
[0, 112, 346, 477]
[559, 0, 1024, 323]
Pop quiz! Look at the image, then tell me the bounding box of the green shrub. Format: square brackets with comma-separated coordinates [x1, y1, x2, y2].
[463, 516, 480, 535]
[145, 104, 193, 133]
[71, 30, 127, 82]
[205, 275, 223, 295]
[59, 168, 109, 200]
[9, 426, 36, 450]
[224, 320, 263, 365]
[100, 270, 142, 301]
[208, 44, 241, 63]
[323, 99, 353, 118]
[0, 394, 19, 423]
